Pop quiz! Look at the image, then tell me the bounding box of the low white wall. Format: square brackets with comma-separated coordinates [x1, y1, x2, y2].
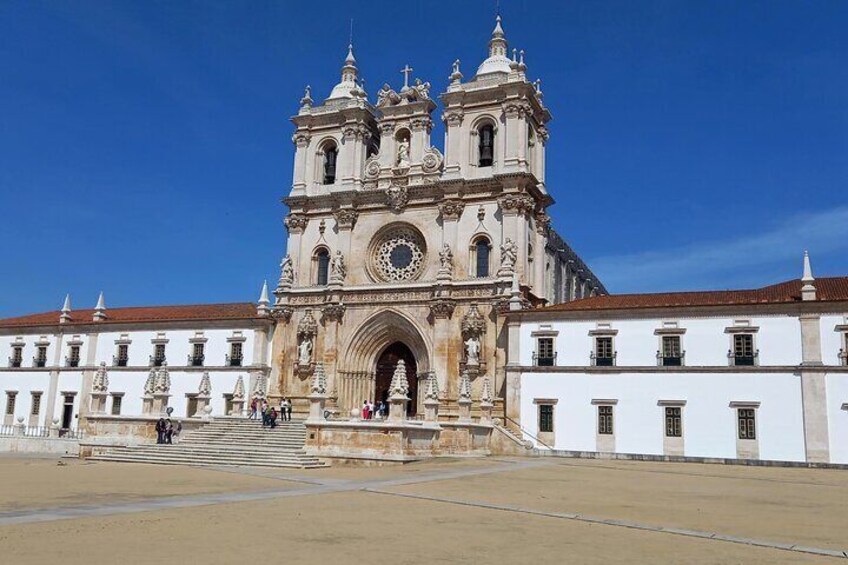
[0, 436, 79, 456]
[520, 371, 806, 462]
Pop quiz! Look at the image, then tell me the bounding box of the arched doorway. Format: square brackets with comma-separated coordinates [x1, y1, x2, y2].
[374, 342, 418, 416]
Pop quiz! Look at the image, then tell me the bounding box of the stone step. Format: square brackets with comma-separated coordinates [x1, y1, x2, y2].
[90, 454, 324, 469]
[100, 447, 318, 463]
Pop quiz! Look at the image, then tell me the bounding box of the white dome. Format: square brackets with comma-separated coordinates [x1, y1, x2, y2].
[476, 54, 512, 77]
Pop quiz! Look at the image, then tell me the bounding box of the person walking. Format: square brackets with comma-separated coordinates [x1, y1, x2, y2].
[173, 420, 182, 444]
[361, 400, 369, 420]
[248, 398, 257, 420]
[155, 417, 166, 444]
[269, 407, 278, 428]
[164, 419, 173, 444]
[283, 397, 292, 421]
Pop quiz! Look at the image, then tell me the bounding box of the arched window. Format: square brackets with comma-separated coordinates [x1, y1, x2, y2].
[314, 248, 330, 285]
[478, 124, 494, 167]
[322, 144, 338, 185]
[472, 237, 491, 278]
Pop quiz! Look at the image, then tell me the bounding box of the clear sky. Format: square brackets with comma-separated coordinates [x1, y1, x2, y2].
[1, 1, 846, 317]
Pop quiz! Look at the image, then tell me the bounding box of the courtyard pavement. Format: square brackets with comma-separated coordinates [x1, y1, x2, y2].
[0, 455, 846, 564]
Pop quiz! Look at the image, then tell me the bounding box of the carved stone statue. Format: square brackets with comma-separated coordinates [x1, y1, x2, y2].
[500, 238, 518, 271]
[396, 140, 410, 167]
[330, 250, 347, 283]
[298, 337, 313, 366]
[438, 243, 453, 276]
[279, 255, 294, 286]
[464, 336, 481, 365]
[411, 78, 431, 100]
[377, 83, 400, 107]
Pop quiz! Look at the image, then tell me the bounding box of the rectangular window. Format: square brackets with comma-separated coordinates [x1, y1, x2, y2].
[665, 407, 682, 437]
[738, 408, 756, 440]
[536, 338, 555, 366]
[153, 344, 166, 366]
[662, 336, 682, 366]
[68, 345, 80, 367]
[117, 344, 129, 367]
[11, 346, 23, 368]
[598, 405, 614, 435]
[595, 337, 614, 366]
[35, 346, 47, 367]
[538, 404, 554, 433]
[5, 392, 16, 416]
[110, 395, 123, 416]
[229, 343, 243, 367]
[191, 343, 205, 366]
[30, 392, 42, 416]
[733, 334, 755, 365]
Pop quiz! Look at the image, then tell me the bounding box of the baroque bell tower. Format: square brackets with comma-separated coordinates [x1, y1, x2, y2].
[270, 17, 604, 420]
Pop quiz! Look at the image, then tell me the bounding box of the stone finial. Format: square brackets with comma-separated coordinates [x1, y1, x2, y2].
[92, 362, 109, 393]
[154, 364, 171, 393]
[232, 375, 245, 400]
[389, 359, 410, 399]
[801, 250, 817, 301]
[450, 59, 463, 84]
[424, 373, 439, 401]
[251, 372, 267, 399]
[310, 363, 327, 395]
[458, 370, 472, 401]
[93, 291, 107, 321]
[300, 84, 313, 108]
[60, 294, 72, 324]
[480, 376, 493, 404]
[198, 372, 212, 396]
[509, 271, 524, 311]
[257, 281, 270, 317]
[143, 369, 156, 396]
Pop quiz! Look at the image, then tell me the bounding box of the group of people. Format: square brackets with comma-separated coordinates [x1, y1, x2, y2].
[155, 418, 181, 444]
[361, 400, 388, 420]
[248, 397, 293, 429]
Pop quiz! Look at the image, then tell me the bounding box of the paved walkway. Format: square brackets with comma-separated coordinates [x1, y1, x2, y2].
[1, 458, 846, 560]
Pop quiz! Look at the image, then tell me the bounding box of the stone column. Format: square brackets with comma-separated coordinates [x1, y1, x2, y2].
[533, 213, 550, 299]
[442, 111, 463, 179]
[321, 305, 345, 399]
[799, 313, 830, 462]
[291, 131, 311, 194]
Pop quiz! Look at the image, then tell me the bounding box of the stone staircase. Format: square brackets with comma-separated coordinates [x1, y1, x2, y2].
[89, 417, 325, 469]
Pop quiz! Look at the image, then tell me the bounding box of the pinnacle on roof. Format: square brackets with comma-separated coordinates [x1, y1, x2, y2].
[327, 43, 365, 100]
[801, 250, 817, 301]
[93, 291, 107, 322]
[257, 280, 270, 316]
[60, 294, 71, 324]
[475, 15, 512, 77]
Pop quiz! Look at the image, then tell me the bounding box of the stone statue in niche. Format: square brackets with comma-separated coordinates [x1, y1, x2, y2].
[330, 250, 347, 283]
[464, 336, 481, 366]
[500, 238, 518, 270]
[438, 243, 453, 275]
[279, 255, 294, 286]
[298, 337, 313, 366]
[397, 140, 410, 167]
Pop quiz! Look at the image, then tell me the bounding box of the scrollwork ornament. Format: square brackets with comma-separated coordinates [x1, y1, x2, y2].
[421, 147, 444, 173]
[334, 209, 359, 229]
[429, 299, 456, 320]
[385, 184, 409, 212]
[284, 214, 308, 232]
[438, 199, 464, 220]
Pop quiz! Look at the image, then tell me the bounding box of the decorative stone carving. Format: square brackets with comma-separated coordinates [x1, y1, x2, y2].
[376, 84, 401, 107]
[154, 364, 171, 393]
[284, 213, 308, 232]
[272, 305, 293, 323]
[442, 111, 464, 126]
[298, 337, 313, 365]
[498, 238, 518, 277]
[232, 376, 245, 400]
[297, 310, 318, 339]
[498, 195, 534, 216]
[396, 139, 410, 168]
[421, 147, 443, 173]
[143, 369, 156, 396]
[329, 250, 347, 284]
[292, 131, 312, 146]
[251, 373, 267, 400]
[310, 363, 327, 395]
[438, 199, 464, 221]
[461, 304, 487, 338]
[92, 362, 109, 393]
[437, 243, 453, 279]
[423, 373, 440, 422]
[198, 372, 212, 396]
[390, 360, 410, 399]
[479, 377, 494, 424]
[480, 376, 493, 404]
[429, 299, 456, 320]
[299, 85, 313, 109]
[371, 225, 426, 282]
[449, 59, 463, 84]
[334, 209, 359, 229]
[385, 184, 409, 212]
[464, 336, 481, 366]
[278, 255, 294, 288]
[534, 212, 551, 236]
[322, 303, 346, 324]
[364, 156, 381, 180]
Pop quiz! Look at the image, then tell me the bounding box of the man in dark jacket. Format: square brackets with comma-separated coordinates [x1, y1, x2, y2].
[155, 418, 166, 444]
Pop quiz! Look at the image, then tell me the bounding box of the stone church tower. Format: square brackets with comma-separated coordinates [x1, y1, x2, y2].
[270, 16, 605, 417]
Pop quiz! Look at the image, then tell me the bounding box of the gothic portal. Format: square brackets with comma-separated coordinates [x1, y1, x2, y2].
[269, 16, 605, 418]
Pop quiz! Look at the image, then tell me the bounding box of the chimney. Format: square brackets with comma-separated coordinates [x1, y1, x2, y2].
[801, 250, 817, 302]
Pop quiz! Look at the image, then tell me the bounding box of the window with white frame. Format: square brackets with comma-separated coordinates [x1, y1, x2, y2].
[10, 345, 23, 368]
[594, 336, 615, 366]
[110, 394, 123, 416]
[538, 404, 554, 433]
[732, 334, 756, 366]
[661, 335, 682, 366]
[5, 392, 16, 416]
[35, 346, 48, 367]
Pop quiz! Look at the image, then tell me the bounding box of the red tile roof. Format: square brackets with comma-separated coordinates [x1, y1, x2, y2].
[533, 277, 848, 313]
[0, 303, 261, 329]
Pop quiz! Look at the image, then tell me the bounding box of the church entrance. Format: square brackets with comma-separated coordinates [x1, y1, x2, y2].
[374, 342, 418, 416]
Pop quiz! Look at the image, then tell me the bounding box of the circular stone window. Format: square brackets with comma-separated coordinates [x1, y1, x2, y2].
[370, 225, 426, 282]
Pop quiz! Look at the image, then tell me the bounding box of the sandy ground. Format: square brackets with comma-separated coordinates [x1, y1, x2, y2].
[0, 457, 291, 511]
[0, 456, 846, 564]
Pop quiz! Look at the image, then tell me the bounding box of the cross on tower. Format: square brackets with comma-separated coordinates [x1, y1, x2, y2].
[400, 64, 413, 89]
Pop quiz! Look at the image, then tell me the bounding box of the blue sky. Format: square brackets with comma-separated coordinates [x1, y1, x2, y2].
[1, 1, 846, 317]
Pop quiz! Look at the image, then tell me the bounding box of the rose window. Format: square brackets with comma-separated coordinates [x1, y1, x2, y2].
[371, 226, 426, 282]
